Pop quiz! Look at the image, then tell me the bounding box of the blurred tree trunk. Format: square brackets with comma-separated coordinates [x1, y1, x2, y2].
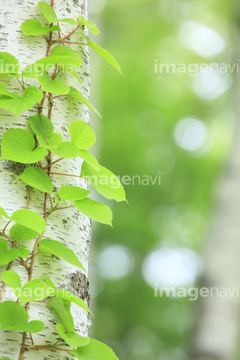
[192, 20, 240, 360]
[0, 1, 91, 359]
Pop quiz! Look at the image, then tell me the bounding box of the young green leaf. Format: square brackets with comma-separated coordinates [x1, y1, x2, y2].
[78, 15, 100, 35]
[81, 162, 126, 202]
[11, 209, 46, 234]
[0, 86, 43, 115]
[29, 114, 54, 138]
[0, 207, 10, 219]
[42, 274, 57, 290]
[72, 339, 119, 360]
[37, 133, 62, 150]
[56, 289, 92, 315]
[38, 2, 77, 25]
[59, 186, 90, 201]
[78, 150, 100, 171]
[22, 19, 60, 36]
[1, 271, 22, 292]
[0, 82, 15, 97]
[56, 323, 90, 348]
[22, 56, 81, 78]
[69, 120, 96, 149]
[0, 239, 25, 265]
[0, 52, 20, 74]
[39, 2, 58, 23]
[10, 224, 39, 242]
[19, 167, 53, 193]
[51, 45, 81, 59]
[85, 36, 122, 74]
[49, 297, 74, 332]
[19, 279, 56, 303]
[68, 87, 101, 117]
[0, 301, 45, 333]
[1, 129, 46, 164]
[51, 142, 78, 158]
[38, 239, 85, 270]
[37, 72, 69, 95]
[74, 198, 112, 226]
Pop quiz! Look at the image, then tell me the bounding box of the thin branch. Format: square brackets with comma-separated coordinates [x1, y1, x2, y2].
[44, 158, 63, 170]
[60, 24, 80, 41]
[47, 172, 79, 178]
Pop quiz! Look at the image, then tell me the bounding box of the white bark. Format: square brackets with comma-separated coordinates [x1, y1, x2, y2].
[0, 1, 91, 359]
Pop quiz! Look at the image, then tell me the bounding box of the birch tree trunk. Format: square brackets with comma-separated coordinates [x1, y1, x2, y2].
[0, 1, 91, 359]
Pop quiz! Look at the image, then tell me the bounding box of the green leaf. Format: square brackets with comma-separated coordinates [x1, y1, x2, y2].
[0, 82, 15, 97]
[10, 224, 39, 242]
[38, 239, 85, 270]
[59, 185, 90, 202]
[54, 196, 66, 206]
[1, 129, 46, 164]
[68, 87, 101, 117]
[19, 167, 53, 193]
[0, 86, 43, 115]
[56, 289, 92, 315]
[29, 114, 54, 138]
[78, 150, 99, 171]
[69, 120, 96, 149]
[19, 279, 56, 303]
[0, 207, 10, 219]
[37, 72, 69, 95]
[0, 239, 27, 265]
[74, 198, 112, 226]
[11, 209, 46, 234]
[42, 274, 57, 290]
[49, 297, 74, 332]
[22, 19, 60, 36]
[19, 246, 30, 258]
[81, 162, 126, 202]
[0, 301, 45, 333]
[37, 133, 62, 150]
[56, 323, 90, 348]
[51, 45, 81, 59]
[39, 2, 58, 23]
[38, 2, 77, 25]
[65, 68, 82, 84]
[85, 36, 122, 74]
[78, 15, 100, 35]
[0, 52, 20, 74]
[22, 56, 81, 78]
[72, 339, 119, 360]
[1, 271, 22, 292]
[51, 142, 78, 158]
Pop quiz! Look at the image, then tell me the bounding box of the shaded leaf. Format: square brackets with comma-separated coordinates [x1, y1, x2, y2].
[37, 72, 69, 95]
[72, 339, 119, 360]
[78, 150, 99, 171]
[11, 209, 46, 234]
[10, 224, 39, 242]
[51, 141, 78, 158]
[56, 323, 90, 348]
[0, 239, 29, 265]
[49, 297, 74, 332]
[59, 185, 90, 202]
[0, 52, 20, 74]
[29, 114, 54, 138]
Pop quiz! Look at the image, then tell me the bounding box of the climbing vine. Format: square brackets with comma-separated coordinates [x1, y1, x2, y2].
[0, 1, 126, 359]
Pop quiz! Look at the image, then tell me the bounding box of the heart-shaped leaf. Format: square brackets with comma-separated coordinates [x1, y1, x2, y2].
[39, 2, 77, 25]
[11, 209, 46, 234]
[0, 52, 20, 74]
[69, 120, 96, 149]
[22, 19, 60, 36]
[49, 297, 74, 332]
[51, 142, 78, 158]
[1, 129, 46, 163]
[0, 301, 45, 333]
[0, 239, 29, 265]
[10, 224, 39, 242]
[78, 150, 99, 171]
[37, 72, 69, 95]
[78, 15, 100, 35]
[0, 86, 43, 115]
[29, 114, 54, 138]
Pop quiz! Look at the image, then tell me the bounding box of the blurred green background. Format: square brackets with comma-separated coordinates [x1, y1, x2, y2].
[87, 0, 238, 359]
